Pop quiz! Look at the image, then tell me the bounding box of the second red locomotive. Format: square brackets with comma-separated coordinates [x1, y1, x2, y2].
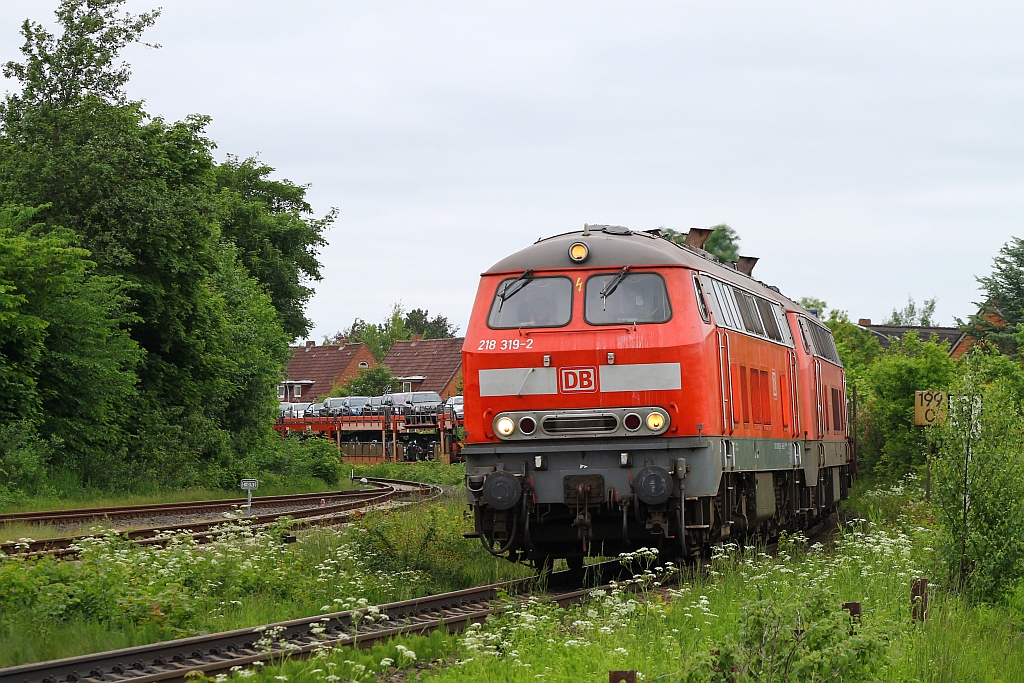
[461, 225, 850, 568]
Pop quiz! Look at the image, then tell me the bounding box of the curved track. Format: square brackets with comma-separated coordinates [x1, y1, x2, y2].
[0, 561, 625, 683]
[0, 478, 440, 558]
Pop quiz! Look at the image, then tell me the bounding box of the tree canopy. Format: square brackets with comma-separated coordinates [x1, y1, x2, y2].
[664, 224, 741, 262]
[326, 303, 458, 361]
[963, 236, 1024, 357]
[0, 0, 328, 491]
[884, 296, 937, 326]
[330, 365, 396, 398]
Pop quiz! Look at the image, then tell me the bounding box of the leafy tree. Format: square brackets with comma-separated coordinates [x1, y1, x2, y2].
[859, 331, 956, 475]
[1, 0, 159, 112]
[963, 237, 1024, 357]
[329, 303, 411, 361]
[214, 156, 332, 339]
[0, 205, 139, 483]
[664, 224, 741, 262]
[825, 310, 881, 388]
[884, 295, 937, 326]
[703, 224, 741, 262]
[330, 364, 395, 397]
[326, 304, 459, 357]
[404, 307, 458, 339]
[797, 296, 828, 318]
[0, 0, 303, 488]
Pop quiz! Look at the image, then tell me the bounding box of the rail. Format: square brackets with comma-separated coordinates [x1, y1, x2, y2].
[0, 560, 625, 683]
[0, 479, 441, 559]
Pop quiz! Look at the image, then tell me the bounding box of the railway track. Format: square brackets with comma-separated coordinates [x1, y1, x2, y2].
[0, 477, 440, 558]
[0, 561, 628, 683]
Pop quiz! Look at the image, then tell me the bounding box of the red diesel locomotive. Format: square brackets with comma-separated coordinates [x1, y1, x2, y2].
[462, 225, 850, 568]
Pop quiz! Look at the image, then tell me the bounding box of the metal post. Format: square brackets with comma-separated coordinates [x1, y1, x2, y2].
[247, 489, 253, 517]
[960, 432, 970, 591]
[925, 438, 932, 503]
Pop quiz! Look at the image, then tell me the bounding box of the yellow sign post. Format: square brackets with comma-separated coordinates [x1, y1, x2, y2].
[914, 391, 947, 427]
[915, 390, 947, 503]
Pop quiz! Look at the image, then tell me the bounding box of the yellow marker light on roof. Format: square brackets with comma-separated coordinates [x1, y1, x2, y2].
[496, 416, 516, 437]
[646, 411, 666, 431]
[568, 242, 589, 263]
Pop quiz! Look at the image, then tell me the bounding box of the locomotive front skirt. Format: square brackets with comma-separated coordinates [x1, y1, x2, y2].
[460, 226, 851, 569]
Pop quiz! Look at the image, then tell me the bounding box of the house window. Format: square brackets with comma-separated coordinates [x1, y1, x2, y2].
[402, 381, 412, 392]
[294, 385, 302, 398]
[277, 385, 285, 399]
[359, 361, 369, 369]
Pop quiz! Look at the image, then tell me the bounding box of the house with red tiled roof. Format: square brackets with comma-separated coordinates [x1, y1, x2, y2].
[382, 336, 464, 397]
[280, 342, 377, 402]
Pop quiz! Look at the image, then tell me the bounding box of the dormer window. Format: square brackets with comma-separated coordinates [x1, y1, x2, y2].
[359, 361, 369, 369]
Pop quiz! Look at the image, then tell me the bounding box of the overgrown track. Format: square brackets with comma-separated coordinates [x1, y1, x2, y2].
[0, 478, 440, 559]
[0, 561, 627, 683]
[0, 489, 385, 526]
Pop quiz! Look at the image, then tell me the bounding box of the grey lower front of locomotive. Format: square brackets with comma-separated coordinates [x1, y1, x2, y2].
[464, 436, 850, 563]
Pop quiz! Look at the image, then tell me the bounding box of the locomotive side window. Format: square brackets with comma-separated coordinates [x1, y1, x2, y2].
[772, 304, 795, 346]
[701, 275, 794, 348]
[692, 275, 710, 323]
[798, 318, 812, 354]
[709, 279, 738, 329]
[735, 290, 766, 337]
[584, 272, 671, 325]
[487, 276, 573, 329]
[757, 298, 783, 342]
[800, 316, 843, 366]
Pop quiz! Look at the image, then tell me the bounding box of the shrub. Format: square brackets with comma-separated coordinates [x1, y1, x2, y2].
[859, 332, 956, 475]
[932, 355, 1024, 602]
[245, 435, 343, 487]
[683, 592, 887, 682]
[0, 421, 48, 502]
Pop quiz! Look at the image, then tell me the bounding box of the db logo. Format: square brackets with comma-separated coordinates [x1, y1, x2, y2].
[560, 367, 598, 393]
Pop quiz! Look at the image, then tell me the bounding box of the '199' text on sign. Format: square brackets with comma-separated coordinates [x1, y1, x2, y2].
[914, 391, 947, 427]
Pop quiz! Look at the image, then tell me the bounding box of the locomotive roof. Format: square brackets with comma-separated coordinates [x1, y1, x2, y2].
[486, 226, 813, 316]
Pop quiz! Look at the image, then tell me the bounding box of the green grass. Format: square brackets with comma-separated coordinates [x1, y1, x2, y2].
[0, 488, 527, 668]
[231, 478, 1024, 683]
[348, 460, 466, 486]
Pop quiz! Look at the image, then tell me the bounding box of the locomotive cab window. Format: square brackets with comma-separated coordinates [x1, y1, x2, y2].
[487, 275, 573, 329]
[584, 272, 671, 325]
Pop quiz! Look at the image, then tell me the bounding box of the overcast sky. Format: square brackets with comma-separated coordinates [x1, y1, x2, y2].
[2, 1, 1022, 339]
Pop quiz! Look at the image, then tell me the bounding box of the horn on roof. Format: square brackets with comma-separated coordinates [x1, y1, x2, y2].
[736, 256, 759, 276]
[684, 227, 713, 249]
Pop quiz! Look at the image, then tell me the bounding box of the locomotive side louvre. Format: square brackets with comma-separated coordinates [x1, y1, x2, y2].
[462, 228, 850, 566]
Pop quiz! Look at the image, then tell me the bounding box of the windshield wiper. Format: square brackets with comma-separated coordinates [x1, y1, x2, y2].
[497, 269, 534, 311]
[600, 266, 630, 310]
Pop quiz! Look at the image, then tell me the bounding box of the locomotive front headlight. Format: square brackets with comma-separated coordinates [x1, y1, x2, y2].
[568, 242, 589, 263]
[646, 411, 666, 431]
[496, 416, 516, 437]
